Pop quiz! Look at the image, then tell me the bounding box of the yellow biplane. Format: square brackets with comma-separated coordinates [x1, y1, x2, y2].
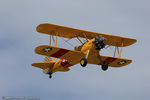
[32, 23, 137, 78]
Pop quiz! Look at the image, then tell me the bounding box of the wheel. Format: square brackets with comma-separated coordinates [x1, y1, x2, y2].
[49, 75, 52, 79]
[80, 58, 87, 67]
[48, 73, 52, 79]
[101, 62, 108, 71]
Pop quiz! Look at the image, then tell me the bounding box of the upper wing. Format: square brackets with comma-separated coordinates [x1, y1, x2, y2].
[87, 51, 132, 67]
[32, 62, 55, 69]
[34, 45, 85, 64]
[36, 23, 137, 47]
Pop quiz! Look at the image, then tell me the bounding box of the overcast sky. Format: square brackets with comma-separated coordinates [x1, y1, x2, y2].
[0, 0, 150, 100]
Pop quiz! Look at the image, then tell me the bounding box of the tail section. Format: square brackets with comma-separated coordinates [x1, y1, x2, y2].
[43, 56, 55, 74]
[32, 62, 54, 69]
[32, 56, 55, 74]
[43, 56, 55, 62]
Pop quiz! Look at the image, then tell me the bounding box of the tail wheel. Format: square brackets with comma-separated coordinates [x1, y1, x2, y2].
[80, 58, 87, 67]
[101, 62, 108, 71]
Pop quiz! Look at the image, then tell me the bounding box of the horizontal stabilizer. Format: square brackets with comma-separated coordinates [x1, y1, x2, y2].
[31, 62, 54, 69]
[53, 67, 70, 72]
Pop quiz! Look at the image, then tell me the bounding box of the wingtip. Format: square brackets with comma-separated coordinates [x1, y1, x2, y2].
[36, 24, 43, 33]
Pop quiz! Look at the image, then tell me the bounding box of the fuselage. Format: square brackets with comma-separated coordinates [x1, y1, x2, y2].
[45, 38, 100, 74]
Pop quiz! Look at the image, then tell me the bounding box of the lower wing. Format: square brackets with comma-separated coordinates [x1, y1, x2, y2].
[87, 54, 132, 67]
[34, 45, 85, 65]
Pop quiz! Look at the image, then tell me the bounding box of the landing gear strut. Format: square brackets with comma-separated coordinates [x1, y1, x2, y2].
[48, 73, 53, 79]
[98, 55, 108, 71]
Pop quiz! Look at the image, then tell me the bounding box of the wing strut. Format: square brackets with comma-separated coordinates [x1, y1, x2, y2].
[48, 33, 58, 61]
[118, 43, 123, 58]
[51, 35, 58, 47]
[55, 34, 58, 47]
[113, 43, 124, 58]
[97, 54, 104, 65]
[77, 37, 84, 44]
[83, 33, 89, 42]
[76, 33, 89, 45]
[114, 47, 116, 57]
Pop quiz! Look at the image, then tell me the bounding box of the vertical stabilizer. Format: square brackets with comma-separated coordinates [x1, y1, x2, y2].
[43, 56, 55, 62]
[43, 56, 55, 74]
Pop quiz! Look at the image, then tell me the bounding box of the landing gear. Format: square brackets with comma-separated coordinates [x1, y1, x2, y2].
[49, 75, 52, 79]
[48, 73, 53, 79]
[97, 55, 109, 71]
[101, 62, 108, 71]
[80, 58, 87, 67]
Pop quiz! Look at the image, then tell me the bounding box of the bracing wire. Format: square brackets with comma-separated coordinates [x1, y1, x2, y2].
[105, 45, 111, 49]
[60, 37, 74, 47]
